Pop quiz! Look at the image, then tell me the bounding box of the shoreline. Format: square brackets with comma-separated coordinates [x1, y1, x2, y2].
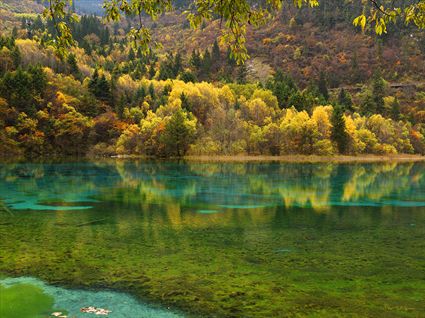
[183, 154, 425, 163]
[1, 154, 424, 164]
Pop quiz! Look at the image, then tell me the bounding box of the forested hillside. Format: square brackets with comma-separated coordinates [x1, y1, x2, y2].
[0, 0, 424, 158]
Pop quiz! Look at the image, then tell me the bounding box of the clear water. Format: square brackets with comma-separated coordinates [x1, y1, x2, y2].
[0, 277, 182, 318]
[0, 160, 424, 317]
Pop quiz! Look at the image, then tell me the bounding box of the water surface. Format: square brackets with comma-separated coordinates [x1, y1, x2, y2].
[1, 161, 424, 317]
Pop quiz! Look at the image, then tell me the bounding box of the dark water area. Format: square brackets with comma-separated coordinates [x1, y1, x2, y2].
[0, 161, 424, 317]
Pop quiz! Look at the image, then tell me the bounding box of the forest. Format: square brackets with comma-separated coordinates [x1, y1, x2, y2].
[0, 0, 424, 158]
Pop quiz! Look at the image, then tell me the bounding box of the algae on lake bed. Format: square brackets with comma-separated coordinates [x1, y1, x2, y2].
[0, 161, 424, 317]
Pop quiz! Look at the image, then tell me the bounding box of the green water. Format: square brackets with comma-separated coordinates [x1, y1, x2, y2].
[0, 160, 424, 317]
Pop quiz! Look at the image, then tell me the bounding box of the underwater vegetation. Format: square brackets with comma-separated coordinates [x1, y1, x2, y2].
[0, 161, 424, 317]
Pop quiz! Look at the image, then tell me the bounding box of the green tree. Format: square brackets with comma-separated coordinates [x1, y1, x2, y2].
[89, 70, 112, 103]
[267, 70, 298, 109]
[237, 64, 248, 84]
[180, 70, 196, 83]
[190, 50, 202, 70]
[128, 48, 135, 61]
[161, 109, 196, 157]
[331, 105, 349, 154]
[180, 92, 191, 112]
[0, 66, 46, 115]
[212, 40, 221, 62]
[338, 88, 353, 112]
[201, 49, 212, 78]
[390, 97, 401, 120]
[360, 94, 375, 115]
[11, 46, 21, 68]
[148, 64, 156, 79]
[318, 71, 329, 101]
[149, 83, 155, 100]
[372, 72, 385, 114]
[66, 53, 81, 79]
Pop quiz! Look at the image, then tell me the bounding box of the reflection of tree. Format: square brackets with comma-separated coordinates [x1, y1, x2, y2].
[341, 163, 421, 202]
[1, 161, 424, 217]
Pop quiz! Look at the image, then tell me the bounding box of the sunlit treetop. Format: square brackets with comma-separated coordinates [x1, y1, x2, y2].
[43, 0, 425, 63]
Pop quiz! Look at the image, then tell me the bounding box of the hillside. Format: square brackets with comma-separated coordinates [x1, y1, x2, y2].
[0, 0, 424, 158]
[1, 1, 424, 85]
[59, 0, 425, 86]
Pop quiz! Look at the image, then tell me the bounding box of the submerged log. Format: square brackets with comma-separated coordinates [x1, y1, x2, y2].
[55, 218, 109, 227]
[76, 218, 108, 227]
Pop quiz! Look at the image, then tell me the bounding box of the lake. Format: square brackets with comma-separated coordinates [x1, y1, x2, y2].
[0, 160, 424, 317]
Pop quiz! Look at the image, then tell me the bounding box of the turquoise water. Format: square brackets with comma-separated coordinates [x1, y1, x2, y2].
[0, 277, 182, 318]
[0, 160, 424, 317]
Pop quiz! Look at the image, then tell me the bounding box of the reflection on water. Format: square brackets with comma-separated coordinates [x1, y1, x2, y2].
[0, 160, 424, 317]
[1, 161, 424, 212]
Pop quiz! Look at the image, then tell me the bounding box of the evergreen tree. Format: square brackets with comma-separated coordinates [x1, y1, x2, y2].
[11, 27, 18, 39]
[66, 53, 80, 79]
[212, 40, 221, 62]
[134, 86, 146, 103]
[11, 46, 21, 69]
[97, 75, 112, 102]
[391, 97, 401, 120]
[88, 69, 99, 93]
[338, 88, 353, 112]
[0, 66, 46, 115]
[116, 95, 126, 119]
[318, 71, 329, 101]
[173, 53, 182, 76]
[372, 72, 385, 114]
[351, 52, 362, 83]
[149, 83, 155, 100]
[161, 109, 195, 157]
[190, 50, 202, 70]
[158, 61, 174, 80]
[180, 70, 196, 83]
[149, 64, 156, 79]
[331, 105, 349, 154]
[267, 70, 298, 108]
[288, 90, 308, 111]
[201, 49, 212, 76]
[360, 94, 375, 115]
[128, 48, 135, 61]
[237, 64, 248, 84]
[89, 70, 111, 103]
[180, 92, 191, 112]
[226, 47, 237, 67]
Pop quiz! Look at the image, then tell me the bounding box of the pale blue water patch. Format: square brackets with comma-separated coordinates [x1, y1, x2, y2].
[0, 277, 183, 318]
[218, 204, 273, 209]
[8, 201, 93, 211]
[197, 209, 221, 214]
